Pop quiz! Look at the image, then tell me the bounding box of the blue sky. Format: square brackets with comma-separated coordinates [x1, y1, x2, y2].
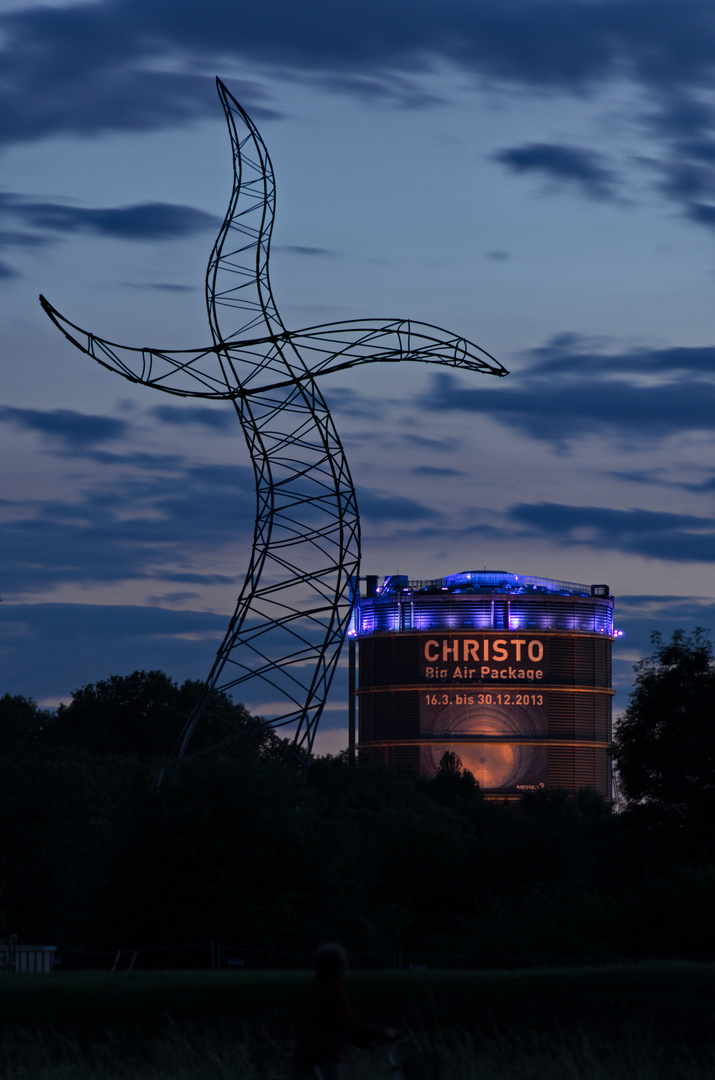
[3, 0, 715, 751]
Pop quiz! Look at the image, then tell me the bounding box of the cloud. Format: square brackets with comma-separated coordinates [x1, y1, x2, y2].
[0, 452, 255, 594]
[0, 194, 218, 241]
[648, 147, 715, 233]
[0, 602, 230, 702]
[0, 5, 286, 148]
[416, 335, 715, 446]
[0, 224, 45, 278]
[493, 142, 618, 200]
[0, 405, 129, 450]
[507, 501, 715, 563]
[0, 600, 354, 716]
[0, 1, 707, 137]
[277, 245, 337, 258]
[521, 334, 715, 379]
[606, 469, 671, 487]
[0, 398, 441, 597]
[411, 465, 464, 477]
[0, 400, 442, 594]
[0, 229, 50, 249]
[150, 405, 234, 432]
[123, 282, 197, 292]
[2, 0, 715, 234]
[81, 449, 189, 470]
[617, 593, 715, 620]
[324, 386, 388, 421]
[358, 488, 439, 523]
[401, 432, 460, 453]
[604, 467, 715, 494]
[145, 591, 201, 605]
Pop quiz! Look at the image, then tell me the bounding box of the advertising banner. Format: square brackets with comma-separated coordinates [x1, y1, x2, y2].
[419, 690, 548, 795]
[420, 633, 548, 685]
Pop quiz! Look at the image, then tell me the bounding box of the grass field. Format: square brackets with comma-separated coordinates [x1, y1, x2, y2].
[0, 963, 713, 1079]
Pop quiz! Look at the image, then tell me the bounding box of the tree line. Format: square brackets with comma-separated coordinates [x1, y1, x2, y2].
[1, 629, 714, 961]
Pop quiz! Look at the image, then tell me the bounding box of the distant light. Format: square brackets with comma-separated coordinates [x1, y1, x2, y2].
[614, 629, 624, 637]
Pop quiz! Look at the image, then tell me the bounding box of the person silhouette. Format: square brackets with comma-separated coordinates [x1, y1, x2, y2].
[295, 943, 397, 1080]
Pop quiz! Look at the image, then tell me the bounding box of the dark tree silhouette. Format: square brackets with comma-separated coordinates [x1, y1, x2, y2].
[614, 628, 715, 820]
[0, 693, 52, 744]
[430, 750, 480, 807]
[53, 670, 270, 760]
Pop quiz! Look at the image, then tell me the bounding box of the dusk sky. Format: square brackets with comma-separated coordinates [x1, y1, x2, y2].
[3, 0, 715, 752]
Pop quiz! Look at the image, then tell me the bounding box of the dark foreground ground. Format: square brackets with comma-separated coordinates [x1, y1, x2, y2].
[0, 962, 713, 1047]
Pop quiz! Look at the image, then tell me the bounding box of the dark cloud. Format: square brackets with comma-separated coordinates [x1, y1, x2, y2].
[522, 334, 715, 379]
[82, 449, 189, 470]
[401, 432, 460, 452]
[1, 0, 715, 231]
[0, 459, 254, 594]
[0, 62, 216, 145]
[685, 201, 715, 230]
[617, 593, 715, 619]
[0, 600, 352, 718]
[0, 401, 257, 595]
[421, 369, 715, 443]
[607, 469, 671, 486]
[33, 0, 698, 100]
[0, 224, 43, 279]
[411, 465, 464, 477]
[493, 142, 618, 200]
[508, 501, 715, 563]
[305, 70, 446, 107]
[0, 1, 708, 141]
[358, 488, 439, 523]
[0, 405, 128, 450]
[0, 229, 50, 249]
[0, 194, 218, 241]
[416, 335, 715, 446]
[604, 467, 715, 494]
[0, 402, 437, 593]
[150, 405, 234, 431]
[123, 282, 197, 292]
[277, 245, 336, 258]
[0, 602, 229, 702]
[652, 152, 715, 231]
[145, 591, 201, 605]
[685, 475, 715, 493]
[324, 386, 387, 421]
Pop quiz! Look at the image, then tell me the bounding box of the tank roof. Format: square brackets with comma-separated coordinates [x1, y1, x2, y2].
[372, 570, 610, 599]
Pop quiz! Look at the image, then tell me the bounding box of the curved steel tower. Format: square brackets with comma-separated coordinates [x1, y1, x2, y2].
[40, 79, 508, 771]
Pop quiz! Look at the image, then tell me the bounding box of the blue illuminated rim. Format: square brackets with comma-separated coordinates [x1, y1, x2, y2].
[350, 570, 614, 637]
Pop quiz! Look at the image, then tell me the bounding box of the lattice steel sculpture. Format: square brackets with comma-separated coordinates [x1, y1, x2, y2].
[40, 79, 508, 773]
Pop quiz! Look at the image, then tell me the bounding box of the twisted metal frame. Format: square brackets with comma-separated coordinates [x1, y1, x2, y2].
[40, 79, 508, 773]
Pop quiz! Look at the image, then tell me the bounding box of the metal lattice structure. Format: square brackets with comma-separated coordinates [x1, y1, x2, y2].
[40, 79, 508, 773]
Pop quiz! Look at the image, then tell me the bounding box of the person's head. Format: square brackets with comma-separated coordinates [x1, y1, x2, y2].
[314, 942, 348, 981]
